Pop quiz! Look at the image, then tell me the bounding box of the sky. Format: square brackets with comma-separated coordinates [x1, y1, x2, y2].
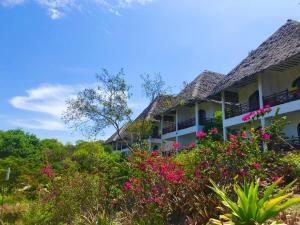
[0, 0, 300, 143]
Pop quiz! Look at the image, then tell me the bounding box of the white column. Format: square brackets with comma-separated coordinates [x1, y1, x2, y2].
[221, 91, 227, 141]
[195, 102, 199, 132]
[175, 110, 179, 143]
[258, 74, 267, 151]
[258, 74, 265, 128]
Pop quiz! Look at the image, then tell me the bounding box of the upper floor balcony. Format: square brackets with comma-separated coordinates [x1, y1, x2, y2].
[225, 87, 300, 119]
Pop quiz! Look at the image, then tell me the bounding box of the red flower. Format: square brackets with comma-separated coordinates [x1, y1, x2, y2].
[226, 148, 231, 156]
[210, 128, 219, 134]
[271, 176, 284, 183]
[229, 135, 237, 141]
[241, 131, 247, 138]
[172, 142, 181, 150]
[261, 133, 270, 140]
[237, 170, 247, 176]
[251, 162, 262, 169]
[151, 151, 160, 157]
[123, 181, 132, 191]
[41, 165, 54, 178]
[188, 143, 196, 149]
[196, 130, 206, 138]
[223, 171, 229, 177]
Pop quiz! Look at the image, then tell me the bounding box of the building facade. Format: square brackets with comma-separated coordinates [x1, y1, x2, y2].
[107, 19, 300, 152]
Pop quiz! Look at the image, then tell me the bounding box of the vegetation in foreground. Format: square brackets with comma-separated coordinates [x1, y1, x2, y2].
[0, 107, 300, 225]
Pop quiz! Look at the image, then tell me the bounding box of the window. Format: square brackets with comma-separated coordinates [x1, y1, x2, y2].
[248, 90, 259, 111]
[198, 110, 206, 125]
[292, 77, 300, 89]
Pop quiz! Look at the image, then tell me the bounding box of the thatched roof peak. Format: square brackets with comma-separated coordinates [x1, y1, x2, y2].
[211, 19, 300, 95]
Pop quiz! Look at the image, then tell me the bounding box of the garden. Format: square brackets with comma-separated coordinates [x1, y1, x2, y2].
[0, 105, 300, 225]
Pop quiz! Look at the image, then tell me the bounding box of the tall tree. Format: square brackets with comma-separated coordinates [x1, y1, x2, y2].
[140, 73, 169, 102]
[63, 69, 132, 144]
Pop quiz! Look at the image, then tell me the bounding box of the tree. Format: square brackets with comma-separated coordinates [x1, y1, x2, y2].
[63, 69, 132, 145]
[127, 118, 154, 143]
[140, 73, 169, 102]
[0, 129, 41, 158]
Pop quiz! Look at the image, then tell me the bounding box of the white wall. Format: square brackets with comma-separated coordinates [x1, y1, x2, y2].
[266, 110, 300, 137]
[177, 105, 195, 123]
[199, 102, 222, 119]
[261, 64, 300, 96]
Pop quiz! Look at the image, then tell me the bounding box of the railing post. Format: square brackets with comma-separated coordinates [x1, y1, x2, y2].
[195, 102, 199, 132]
[221, 91, 227, 141]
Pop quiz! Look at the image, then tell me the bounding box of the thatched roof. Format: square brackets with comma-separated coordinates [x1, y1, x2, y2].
[105, 95, 175, 143]
[174, 70, 224, 105]
[212, 19, 300, 95]
[105, 124, 129, 144]
[135, 95, 175, 120]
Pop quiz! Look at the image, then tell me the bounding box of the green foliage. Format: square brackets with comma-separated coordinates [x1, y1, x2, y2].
[0, 129, 41, 158]
[280, 152, 300, 178]
[208, 178, 300, 225]
[127, 119, 154, 141]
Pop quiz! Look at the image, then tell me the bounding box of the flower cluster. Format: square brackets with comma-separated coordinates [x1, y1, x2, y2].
[41, 165, 54, 178]
[242, 105, 272, 122]
[172, 142, 181, 150]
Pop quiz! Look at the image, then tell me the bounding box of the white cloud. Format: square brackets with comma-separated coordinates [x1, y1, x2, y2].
[10, 84, 84, 117]
[0, 0, 24, 7]
[0, 0, 154, 19]
[12, 118, 67, 131]
[36, 0, 78, 19]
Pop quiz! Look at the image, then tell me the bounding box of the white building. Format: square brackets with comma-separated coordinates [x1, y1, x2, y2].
[107, 19, 300, 151]
[154, 70, 224, 150]
[210, 19, 300, 147]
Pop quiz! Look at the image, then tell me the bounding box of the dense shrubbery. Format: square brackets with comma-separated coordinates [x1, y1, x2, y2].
[0, 106, 300, 224]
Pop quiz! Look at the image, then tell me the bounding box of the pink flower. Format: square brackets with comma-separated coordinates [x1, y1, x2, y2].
[123, 181, 132, 191]
[229, 135, 237, 141]
[226, 148, 231, 156]
[172, 142, 181, 150]
[241, 131, 247, 138]
[257, 108, 265, 114]
[196, 130, 206, 138]
[223, 171, 229, 177]
[134, 186, 142, 192]
[261, 133, 270, 140]
[210, 128, 219, 134]
[151, 151, 160, 157]
[41, 165, 54, 178]
[237, 170, 247, 176]
[251, 162, 262, 169]
[271, 176, 284, 183]
[264, 105, 272, 112]
[189, 143, 196, 149]
[242, 114, 251, 121]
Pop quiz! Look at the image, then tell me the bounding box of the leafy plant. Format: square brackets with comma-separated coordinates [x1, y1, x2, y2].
[207, 178, 300, 225]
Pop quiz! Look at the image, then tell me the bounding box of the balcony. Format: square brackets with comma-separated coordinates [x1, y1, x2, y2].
[263, 88, 300, 107]
[163, 123, 176, 134]
[178, 117, 195, 130]
[225, 102, 259, 119]
[225, 88, 300, 120]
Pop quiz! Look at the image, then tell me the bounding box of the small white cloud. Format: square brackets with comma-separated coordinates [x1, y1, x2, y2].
[0, 0, 24, 7]
[36, 0, 78, 19]
[9, 84, 85, 117]
[12, 118, 67, 131]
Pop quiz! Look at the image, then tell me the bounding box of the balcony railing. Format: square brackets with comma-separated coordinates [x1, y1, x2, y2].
[163, 123, 176, 134]
[225, 88, 300, 119]
[225, 102, 259, 119]
[263, 88, 300, 107]
[178, 117, 196, 130]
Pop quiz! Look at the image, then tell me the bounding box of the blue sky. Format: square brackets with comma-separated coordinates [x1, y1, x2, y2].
[0, 0, 300, 143]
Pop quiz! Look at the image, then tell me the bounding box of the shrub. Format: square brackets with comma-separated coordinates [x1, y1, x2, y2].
[207, 178, 300, 225]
